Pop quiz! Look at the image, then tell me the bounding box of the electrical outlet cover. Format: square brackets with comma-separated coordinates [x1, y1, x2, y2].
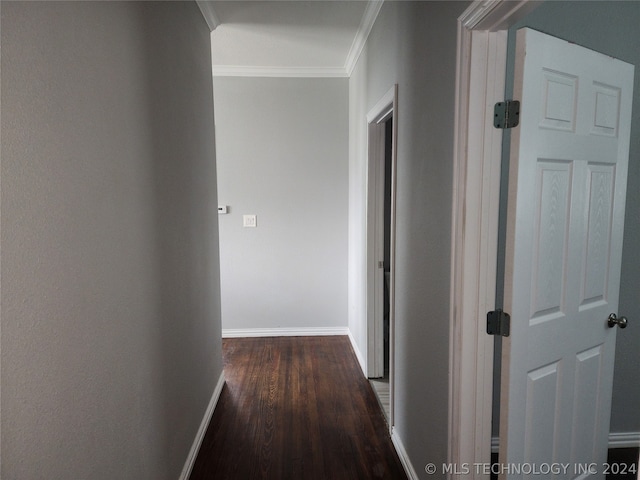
[243, 214, 257, 227]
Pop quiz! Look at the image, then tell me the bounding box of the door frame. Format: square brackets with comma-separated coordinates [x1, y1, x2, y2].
[366, 85, 398, 427]
[448, 0, 538, 476]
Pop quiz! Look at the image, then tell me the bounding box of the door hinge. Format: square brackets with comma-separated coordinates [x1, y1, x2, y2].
[493, 100, 520, 129]
[487, 309, 511, 337]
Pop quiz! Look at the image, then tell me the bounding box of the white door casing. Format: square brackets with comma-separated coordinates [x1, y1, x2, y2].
[366, 85, 398, 425]
[500, 27, 634, 478]
[366, 109, 386, 379]
[449, 1, 540, 475]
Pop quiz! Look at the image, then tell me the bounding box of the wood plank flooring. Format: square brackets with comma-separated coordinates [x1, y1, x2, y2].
[189, 336, 407, 480]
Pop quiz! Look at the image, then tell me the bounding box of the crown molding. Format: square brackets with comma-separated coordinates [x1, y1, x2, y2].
[212, 65, 348, 78]
[344, 0, 384, 76]
[196, 0, 220, 32]
[210, 0, 383, 78]
[460, 0, 541, 31]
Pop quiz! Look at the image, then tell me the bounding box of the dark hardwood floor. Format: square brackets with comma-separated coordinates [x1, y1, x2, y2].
[490, 448, 639, 480]
[190, 336, 408, 480]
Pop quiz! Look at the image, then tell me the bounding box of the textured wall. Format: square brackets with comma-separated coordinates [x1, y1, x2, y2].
[1, 2, 223, 478]
[213, 77, 349, 332]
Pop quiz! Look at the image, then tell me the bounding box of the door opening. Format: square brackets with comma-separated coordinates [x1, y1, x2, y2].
[366, 85, 397, 427]
[382, 118, 392, 382]
[370, 117, 393, 420]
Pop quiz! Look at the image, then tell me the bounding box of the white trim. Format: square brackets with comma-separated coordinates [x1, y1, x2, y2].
[366, 116, 386, 379]
[388, 86, 398, 430]
[448, 8, 505, 477]
[210, 0, 383, 79]
[221, 327, 349, 338]
[344, 0, 384, 76]
[179, 372, 225, 480]
[348, 329, 367, 376]
[491, 432, 640, 452]
[469, 0, 543, 31]
[391, 428, 420, 480]
[212, 65, 348, 78]
[608, 432, 640, 449]
[365, 86, 398, 378]
[196, 0, 220, 32]
[365, 85, 398, 430]
[449, 1, 537, 478]
[366, 86, 395, 124]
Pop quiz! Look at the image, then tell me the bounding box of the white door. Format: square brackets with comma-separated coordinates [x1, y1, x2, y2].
[500, 28, 634, 479]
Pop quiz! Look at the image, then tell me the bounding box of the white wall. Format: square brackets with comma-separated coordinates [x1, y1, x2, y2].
[213, 77, 349, 333]
[1, 2, 223, 478]
[349, 2, 469, 477]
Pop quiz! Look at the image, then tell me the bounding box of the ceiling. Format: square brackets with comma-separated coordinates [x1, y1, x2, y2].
[205, 1, 382, 77]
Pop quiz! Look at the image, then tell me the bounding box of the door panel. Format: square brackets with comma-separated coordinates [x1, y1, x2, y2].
[530, 159, 572, 322]
[500, 28, 634, 479]
[580, 163, 615, 308]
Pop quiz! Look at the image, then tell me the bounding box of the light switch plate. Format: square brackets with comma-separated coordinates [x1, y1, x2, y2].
[243, 214, 257, 227]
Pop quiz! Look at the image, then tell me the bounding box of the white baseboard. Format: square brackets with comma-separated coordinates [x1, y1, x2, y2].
[608, 431, 640, 448]
[179, 371, 225, 480]
[490, 432, 640, 453]
[348, 329, 367, 376]
[391, 428, 421, 480]
[221, 326, 349, 338]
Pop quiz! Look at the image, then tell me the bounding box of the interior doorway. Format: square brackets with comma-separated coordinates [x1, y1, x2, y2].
[370, 117, 393, 420]
[366, 86, 397, 426]
[382, 117, 392, 382]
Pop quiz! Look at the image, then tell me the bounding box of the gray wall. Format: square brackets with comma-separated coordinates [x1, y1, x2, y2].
[1, 2, 223, 478]
[213, 77, 349, 332]
[493, 0, 640, 437]
[349, 2, 469, 476]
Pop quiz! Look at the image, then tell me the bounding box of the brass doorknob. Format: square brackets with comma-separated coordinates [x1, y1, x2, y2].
[607, 313, 628, 329]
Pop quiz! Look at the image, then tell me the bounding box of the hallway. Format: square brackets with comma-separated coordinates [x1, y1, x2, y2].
[189, 336, 407, 479]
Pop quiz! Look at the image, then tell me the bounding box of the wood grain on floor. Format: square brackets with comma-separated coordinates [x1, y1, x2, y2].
[189, 336, 407, 480]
